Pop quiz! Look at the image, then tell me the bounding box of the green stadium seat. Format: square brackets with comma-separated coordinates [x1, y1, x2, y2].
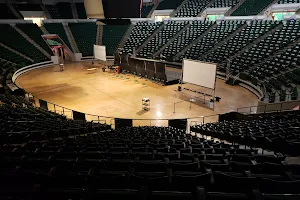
[210, 0, 240, 8]
[181, 20, 245, 61]
[102, 25, 129, 56]
[204, 20, 280, 63]
[229, 20, 300, 74]
[161, 21, 214, 61]
[175, 0, 211, 17]
[69, 22, 97, 57]
[278, 0, 300, 3]
[44, 23, 72, 50]
[138, 21, 189, 59]
[0, 45, 30, 66]
[0, 24, 48, 63]
[231, 0, 274, 16]
[123, 21, 162, 54]
[16, 23, 53, 55]
[0, 58, 21, 78]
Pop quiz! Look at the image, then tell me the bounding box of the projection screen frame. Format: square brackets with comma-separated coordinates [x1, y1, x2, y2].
[182, 59, 217, 90]
[180, 59, 217, 110]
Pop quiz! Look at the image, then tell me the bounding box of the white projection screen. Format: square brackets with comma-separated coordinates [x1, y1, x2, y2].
[94, 45, 106, 61]
[182, 59, 217, 89]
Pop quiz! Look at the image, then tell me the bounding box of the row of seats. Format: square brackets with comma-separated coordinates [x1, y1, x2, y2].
[191, 110, 300, 156]
[0, 43, 30, 85]
[123, 21, 162, 54]
[250, 43, 300, 93]
[138, 21, 189, 58]
[0, 45, 30, 66]
[0, 93, 111, 144]
[0, 24, 48, 63]
[0, 91, 299, 199]
[161, 21, 214, 61]
[0, 123, 299, 200]
[278, 0, 300, 3]
[210, 0, 241, 8]
[220, 20, 300, 102]
[102, 25, 129, 56]
[0, 59, 20, 86]
[44, 23, 72, 50]
[231, 0, 274, 16]
[69, 22, 97, 56]
[204, 20, 280, 63]
[1, 0, 299, 21]
[175, 0, 211, 17]
[0, 19, 298, 103]
[121, 19, 298, 103]
[16, 23, 53, 56]
[226, 20, 300, 74]
[182, 20, 245, 60]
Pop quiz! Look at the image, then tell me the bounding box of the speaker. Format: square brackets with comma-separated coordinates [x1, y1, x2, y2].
[215, 96, 221, 102]
[169, 119, 187, 130]
[178, 86, 182, 91]
[115, 118, 132, 129]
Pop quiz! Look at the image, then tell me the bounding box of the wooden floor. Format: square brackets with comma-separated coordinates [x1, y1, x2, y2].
[16, 62, 258, 125]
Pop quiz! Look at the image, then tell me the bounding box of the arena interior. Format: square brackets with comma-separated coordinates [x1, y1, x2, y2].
[0, 0, 300, 199]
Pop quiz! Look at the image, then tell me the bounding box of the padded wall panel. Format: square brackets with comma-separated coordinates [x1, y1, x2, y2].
[114, 53, 121, 65]
[145, 61, 155, 78]
[73, 111, 86, 121]
[136, 60, 145, 76]
[169, 119, 187, 130]
[115, 118, 133, 128]
[155, 62, 165, 73]
[39, 99, 48, 110]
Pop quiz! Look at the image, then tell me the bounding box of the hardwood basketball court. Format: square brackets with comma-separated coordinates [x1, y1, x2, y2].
[15, 62, 258, 126]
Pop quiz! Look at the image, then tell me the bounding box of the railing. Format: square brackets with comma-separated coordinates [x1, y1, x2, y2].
[189, 114, 220, 126]
[237, 100, 300, 114]
[25, 91, 221, 131]
[12, 61, 54, 82]
[13, 60, 221, 131]
[173, 95, 210, 114]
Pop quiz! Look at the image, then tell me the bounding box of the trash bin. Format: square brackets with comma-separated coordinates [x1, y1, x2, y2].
[209, 99, 214, 109]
